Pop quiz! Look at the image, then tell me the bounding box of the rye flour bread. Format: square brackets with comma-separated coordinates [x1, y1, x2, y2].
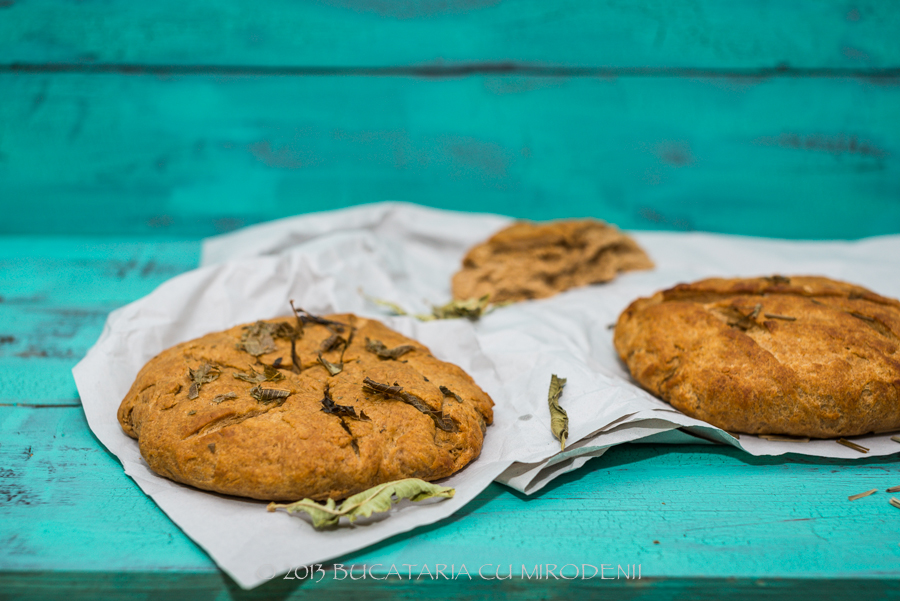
[118, 314, 493, 501]
[614, 276, 900, 438]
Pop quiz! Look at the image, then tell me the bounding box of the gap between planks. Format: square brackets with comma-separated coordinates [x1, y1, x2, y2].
[3, 63, 900, 79]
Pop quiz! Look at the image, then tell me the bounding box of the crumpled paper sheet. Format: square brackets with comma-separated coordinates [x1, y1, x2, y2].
[203, 202, 900, 489]
[74, 201, 900, 589]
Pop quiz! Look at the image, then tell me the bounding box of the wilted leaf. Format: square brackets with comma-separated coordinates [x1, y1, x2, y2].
[365, 338, 415, 360]
[439, 386, 464, 403]
[363, 377, 457, 432]
[188, 363, 221, 399]
[319, 334, 346, 352]
[430, 295, 492, 320]
[211, 392, 237, 404]
[317, 353, 343, 376]
[363, 290, 502, 322]
[548, 374, 568, 450]
[250, 385, 291, 404]
[320, 393, 370, 421]
[267, 478, 455, 529]
[233, 364, 284, 385]
[237, 322, 278, 356]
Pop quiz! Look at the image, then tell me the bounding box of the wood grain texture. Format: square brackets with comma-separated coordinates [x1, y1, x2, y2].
[2, 405, 900, 592]
[1, 0, 898, 69]
[2, 74, 898, 239]
[0, 238, 200, 404]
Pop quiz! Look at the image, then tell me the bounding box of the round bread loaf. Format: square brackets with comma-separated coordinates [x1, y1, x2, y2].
[118, 314, 493, 501]
[452, 219, 653, 303]
[614, 276, 900, 438]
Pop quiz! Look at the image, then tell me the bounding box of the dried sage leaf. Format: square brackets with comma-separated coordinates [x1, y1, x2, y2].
[365, 337, 415, 360]
[237, 322, 278, 356]
[317, 352, 343, 376]
[250, 385, 291, 404]
[267, 478, 455, 529]
[233, 364, 284, 385]
[320, 334, 346, 352]
[430, 294, 493, 321]
[364, 290, 502, 322]
[188, 363, 221, 399]
[439, 386, 464, 403]
[211, 392, 237, 404]
[291, 304, 347, 333]
[321, 393, 370, 422]
[548, 374, 568, 451]
[363, 377, 457, 432]
[764, 275, 791, 285]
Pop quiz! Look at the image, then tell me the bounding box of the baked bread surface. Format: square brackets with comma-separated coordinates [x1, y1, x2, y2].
[118, 314, 494, 501]
[452, 219, 653, 303]
[614, 276, 900, 438]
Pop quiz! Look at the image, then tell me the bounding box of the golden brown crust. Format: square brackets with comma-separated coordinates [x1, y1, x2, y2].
[451, 219, 653, 303]
[614, 276, 900, 438]
[118, 315, 494, 501]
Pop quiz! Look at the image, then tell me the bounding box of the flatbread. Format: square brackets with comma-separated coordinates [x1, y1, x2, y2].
[614, 276, 900, 438]
[118, 314, 493, 501]
[452, 219, 653, 303]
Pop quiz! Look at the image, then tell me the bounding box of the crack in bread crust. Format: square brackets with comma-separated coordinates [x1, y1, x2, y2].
[614, 276, 900, 438]
[118, 314, 494, 501]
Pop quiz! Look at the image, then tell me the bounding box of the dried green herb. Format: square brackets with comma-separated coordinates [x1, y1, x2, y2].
[837, 438, 869, 453]
[365, 295, 410, 317]
[317, 352, 343, 376]
[728, 304, 762, 331]
[290, 336, 301, 375]
[364, 291, 501, 322]
[363, 377, 457, 432]
[320, 334, 346, 352]
[187, 410, 196, 416]
[340, 325, 355, 365]
[849, 311, 875, 323]
[267, 478, 455, 529]
[548, 374, 568, 451]
[430, 295, 493, 321]
[250, 385, 291, 404]
[212, 392, 237, 404]
[188, 363, 221, 399]
[764, 313, 797, 321]
[237, 322, 278, 356]
[233, 364, 285, 384]
[291, 304, 347, 333]
[321, 393, 370, 422]
[848, 489, 877, 501]
[758, 434, 809, 442]
[764, 275, 791, 285]
[440, 386, 464, 403]
[365, 337, 415, 360]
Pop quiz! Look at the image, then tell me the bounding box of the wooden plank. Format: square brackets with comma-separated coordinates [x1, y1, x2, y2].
[2, 74, 898, 239]
[1, 0, 899, 69]
[2, 573, 899, 601]
[3, 405, 900, 581]
[0, 238, 200, 405]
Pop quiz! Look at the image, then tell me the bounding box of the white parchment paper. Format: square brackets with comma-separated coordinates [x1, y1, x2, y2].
[75, 201, 900, 589]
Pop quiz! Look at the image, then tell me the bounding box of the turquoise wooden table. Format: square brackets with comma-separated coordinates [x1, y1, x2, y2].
[2, 1, 900, 598]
